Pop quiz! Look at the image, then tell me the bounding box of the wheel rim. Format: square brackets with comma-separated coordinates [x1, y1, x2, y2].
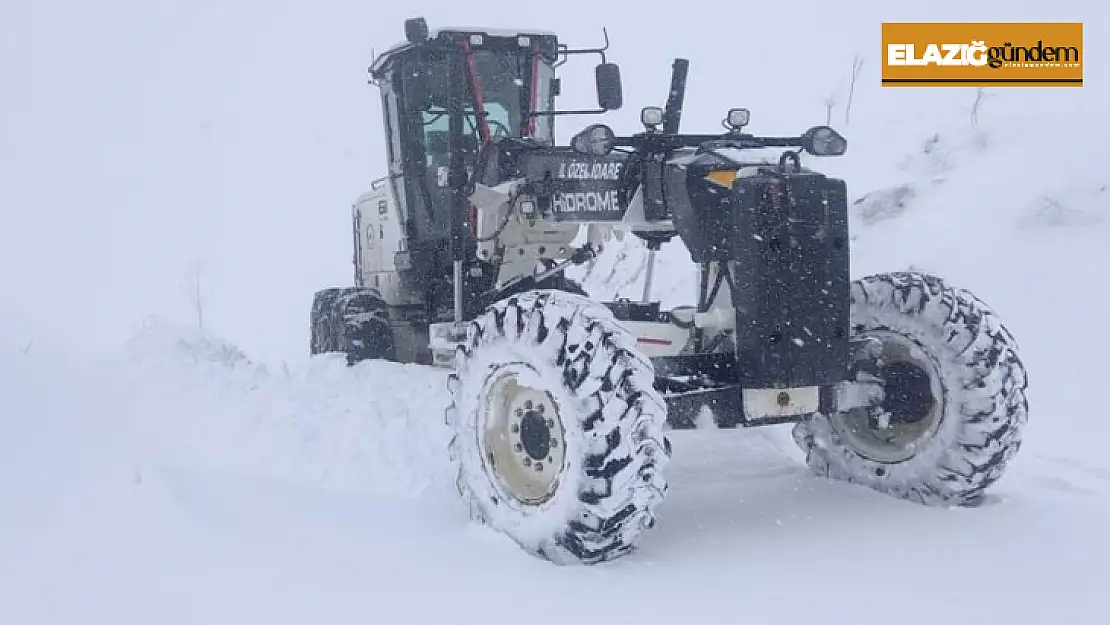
[478, 364, 567, 505]
[830, 329, 946, 464]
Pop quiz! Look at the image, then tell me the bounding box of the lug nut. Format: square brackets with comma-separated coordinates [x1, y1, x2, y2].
[515, 408, 523, 418]
[550, 438, 558, 448]
[523, 457, 532, 467]
[511, 423, 519, 434]
[545, 418, 554, 428]
[534, 462, 543, 472]
[514, 443, 523, 452]
[536, 404, 545, 414]
[524, 400, 533, 410]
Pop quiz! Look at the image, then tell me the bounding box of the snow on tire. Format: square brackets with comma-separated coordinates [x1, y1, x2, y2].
[445, 289, 671, 565]
[792, 271, 1029, 506]
[310, 287, 344, 354]
[337, 288, 395, 364]
[309, 286, 394, 364]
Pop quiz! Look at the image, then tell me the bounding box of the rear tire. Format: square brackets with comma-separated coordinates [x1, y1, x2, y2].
[446, 289, 671, 565]
[310, 287, 343, 353]
[792, 272, 1029, 506]
[310, 286, 395, 365]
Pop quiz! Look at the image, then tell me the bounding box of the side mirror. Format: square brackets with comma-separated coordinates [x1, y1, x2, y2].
[595, 63, 623, 111]
[570, 124, 617, 156]
[800, 125, 848, 156]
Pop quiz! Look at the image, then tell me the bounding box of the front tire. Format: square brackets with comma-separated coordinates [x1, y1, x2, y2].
[446, 289, 671, 565]
[792, 272, 1029, 506]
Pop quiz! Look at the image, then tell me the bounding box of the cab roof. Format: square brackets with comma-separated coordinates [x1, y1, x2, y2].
[369, 26, 561, 78]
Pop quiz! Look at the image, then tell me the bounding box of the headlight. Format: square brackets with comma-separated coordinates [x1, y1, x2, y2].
[570, 123, 616, 157]
[726, 108, 750, 129]
[641, 106, 664, 127]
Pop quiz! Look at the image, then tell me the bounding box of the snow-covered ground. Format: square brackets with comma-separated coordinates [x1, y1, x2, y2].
[3, 1, 1109, 623]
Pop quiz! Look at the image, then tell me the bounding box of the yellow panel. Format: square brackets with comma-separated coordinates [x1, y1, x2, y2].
[705, 170, 737, 187]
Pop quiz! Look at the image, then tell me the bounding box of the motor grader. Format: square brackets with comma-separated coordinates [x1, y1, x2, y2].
[310, 17, 1029, 565]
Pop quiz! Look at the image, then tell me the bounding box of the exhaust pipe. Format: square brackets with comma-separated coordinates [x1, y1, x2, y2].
[662, 58, 689, 134]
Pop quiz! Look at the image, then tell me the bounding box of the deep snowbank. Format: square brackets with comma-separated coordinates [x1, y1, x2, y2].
[114, 319, 457, 499]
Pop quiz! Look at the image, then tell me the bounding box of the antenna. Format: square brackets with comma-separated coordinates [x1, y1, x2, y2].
[368, 46, 379, 85]
[554, 26, 611, 68]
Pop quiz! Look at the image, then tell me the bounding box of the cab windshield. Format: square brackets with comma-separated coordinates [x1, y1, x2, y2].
[412, 47, 553, 150]
[396, 45, 554, 237]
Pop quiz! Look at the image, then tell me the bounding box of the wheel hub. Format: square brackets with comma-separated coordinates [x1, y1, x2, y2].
[878, 360, 934, 425]
[519, 408, 553, 460]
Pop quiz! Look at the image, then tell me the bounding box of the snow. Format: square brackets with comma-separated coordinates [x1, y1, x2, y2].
[3, 0, 1110, 623]
[4, 323, 1108, 624]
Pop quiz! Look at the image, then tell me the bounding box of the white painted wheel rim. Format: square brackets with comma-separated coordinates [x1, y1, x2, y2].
[477, 363, 568, 505]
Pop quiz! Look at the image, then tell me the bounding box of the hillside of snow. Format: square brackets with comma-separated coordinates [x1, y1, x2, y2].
[3, 0, 1109, 624]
